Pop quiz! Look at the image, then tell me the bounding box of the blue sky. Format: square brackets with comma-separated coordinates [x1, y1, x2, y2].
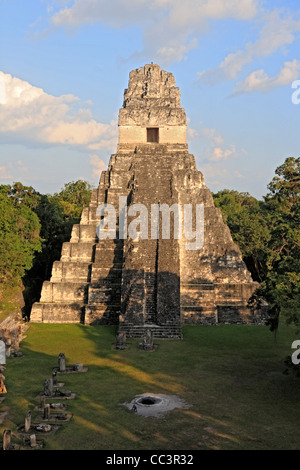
[0, 0, 299, 198]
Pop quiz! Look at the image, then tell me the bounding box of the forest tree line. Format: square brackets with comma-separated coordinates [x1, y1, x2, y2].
[0, 157, 299, 332]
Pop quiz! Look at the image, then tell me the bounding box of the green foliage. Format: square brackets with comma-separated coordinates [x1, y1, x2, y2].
[213, 157, 300, 330]
[257, 157, 300, 330]
[0, 189, 41, 285]
[213, 189, 270, 281]
[0, 180, 93, 316]
[52, 180, 93, 221]
[0, 182, 41, 210]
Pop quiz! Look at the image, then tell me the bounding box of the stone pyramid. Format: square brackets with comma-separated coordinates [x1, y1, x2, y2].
[30, 64, 264, 337]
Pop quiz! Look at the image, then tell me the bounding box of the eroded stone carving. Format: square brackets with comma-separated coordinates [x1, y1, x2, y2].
[116, 331, 127, 350]
[44, 378, 53, 397]
[58, 353, 66, 372]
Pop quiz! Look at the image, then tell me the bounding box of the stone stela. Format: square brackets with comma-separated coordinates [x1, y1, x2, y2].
[30, 64, 266, 338]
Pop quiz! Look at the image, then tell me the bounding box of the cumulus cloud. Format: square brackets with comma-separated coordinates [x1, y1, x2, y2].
[0, 160, 28, 180]
[187, 123, 198, 141]
[201, 127, 225, 147]
[232, 59, 300, 95]
[234, 170, 245, 179]
[89, 154, 107, 178]
[210, 145, 237, 162]
[200, 126, 238, 162]
[0, 71, 118, 152]
[0, 165, 13, 179]
[50, 0, 258, 28]
[198, 10, 300, 85]
[201, 163, 228, 187]
[201, 163, 246, 189]
[41, 0, 258, 64]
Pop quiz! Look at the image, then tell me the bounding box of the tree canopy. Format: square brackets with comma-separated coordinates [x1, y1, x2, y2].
[0, 180, 93, 316]
[213, 156, 300, 331]
[0, 188, 42, 285]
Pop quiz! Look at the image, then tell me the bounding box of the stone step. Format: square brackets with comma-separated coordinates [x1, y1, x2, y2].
[94, 246, 123, 266]
[89, 279, 122, 289]
[84, 304, 120, 325]
[95, 238, 124, 251]
[118, 323, 182, 339]
[80, 206, 100, 224]
[70, 224, 98, 242]
[88, 285, 121, 304]
[40, 281, 88, 303]
[181, 283, 215, 290]
[91, 266, 122, 283]
[50, 261, 92, 282]
[30, 302, 84, 323]
[181, 306, 218, 326]
[61, 242, 96, 262]
[180, 298, 216, 307]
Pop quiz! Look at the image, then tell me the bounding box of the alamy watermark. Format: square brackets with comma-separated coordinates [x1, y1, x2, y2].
[291, 340, 300, 365]
[96, 196, 204, 251]
[291, 80, 300, 105]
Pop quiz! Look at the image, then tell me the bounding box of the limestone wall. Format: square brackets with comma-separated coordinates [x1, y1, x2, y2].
[118, 125, 186, 145]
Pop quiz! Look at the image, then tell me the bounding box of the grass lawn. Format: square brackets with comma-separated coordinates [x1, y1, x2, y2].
[1, 322, 300, 450]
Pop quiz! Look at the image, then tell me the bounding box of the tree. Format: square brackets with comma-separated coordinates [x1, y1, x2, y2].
[256, 157, 300, 330]
[213, 190, 270, 281]
[52, 180, 93, 221]
[0, 182, 41, 210]
[0, 180, 93, 316]
[0, 191, 41, 285]
[213, 158, 300, 333]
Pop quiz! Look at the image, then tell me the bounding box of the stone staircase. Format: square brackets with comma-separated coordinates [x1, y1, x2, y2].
[118, 323, 182, 339]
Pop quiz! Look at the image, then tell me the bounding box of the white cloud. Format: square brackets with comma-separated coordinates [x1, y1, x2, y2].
[187, 125, 198, 141]
[210, 145, 237, 162]
[50, 0, 258, 28]
[234, 170, 245, 179]
[0, 71, 118, 152]
[0, 160, 28, 181]
[198, 10, 300, 84]
[201, 163, 228, 186]
[89, 154, 106, 178]
[16, 160, 28, 173]
[201, 127, 224, 147]
[200, 126, 239, 162]
[41, 0, 258, 64]
[0, 165, 13, 179]
[232, 59, 300, 95]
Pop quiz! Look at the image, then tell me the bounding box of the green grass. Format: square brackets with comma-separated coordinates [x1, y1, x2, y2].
[1, 323, 300, 450]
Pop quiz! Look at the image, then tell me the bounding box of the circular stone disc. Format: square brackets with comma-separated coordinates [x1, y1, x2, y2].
[124, 393, 190, 417]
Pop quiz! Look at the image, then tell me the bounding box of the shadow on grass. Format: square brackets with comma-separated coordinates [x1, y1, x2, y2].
[1, 323, 300, 450]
